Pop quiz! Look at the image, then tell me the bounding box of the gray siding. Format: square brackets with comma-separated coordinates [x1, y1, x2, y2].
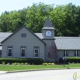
[57, 50, 64, 58]
[43, 39, 56, 62]
[2, 27, 45, 60]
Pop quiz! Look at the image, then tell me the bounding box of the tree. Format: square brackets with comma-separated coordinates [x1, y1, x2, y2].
[25, 3, 54, 32]
[0, 11, 9, 32]
[50, 3, 79, 36]
[0, 3, 80, 36]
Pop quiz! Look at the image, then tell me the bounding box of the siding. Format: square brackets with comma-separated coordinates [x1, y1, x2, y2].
[2, 27, 45, 60]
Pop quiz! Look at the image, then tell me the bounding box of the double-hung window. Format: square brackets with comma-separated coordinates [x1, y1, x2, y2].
[21, 47, 26, 57]
[8, 46, 13, 56]
[34, 46, 39, 57]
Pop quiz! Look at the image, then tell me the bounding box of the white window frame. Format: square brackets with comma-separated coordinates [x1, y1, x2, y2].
[21, 46, 26, 57]
[34, 46, 39, 57]
[8, 46, 13, 56]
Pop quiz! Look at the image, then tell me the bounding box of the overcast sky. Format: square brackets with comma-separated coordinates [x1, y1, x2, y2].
[0, 0, 80, 14]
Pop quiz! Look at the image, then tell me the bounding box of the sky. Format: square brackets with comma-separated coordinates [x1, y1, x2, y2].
[0, 0, 80, 15]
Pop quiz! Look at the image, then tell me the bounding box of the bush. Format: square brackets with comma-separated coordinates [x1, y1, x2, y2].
[24, 63, 28, 65]
[2, 62, 5, 65]
[12, 62, 17, 66]
[42, 63, 55, 66]
[27, 58, 43, 65]
[48, 63, 55, 65]
[42, 63, 48, 66]
[59, 57, 80, 63]
[51, 63, 55, 65]
[59, 58, 64, 63]
[0, 58, 43, 65]
[66, 57, 80, 63]
[59, 58, 68, 64]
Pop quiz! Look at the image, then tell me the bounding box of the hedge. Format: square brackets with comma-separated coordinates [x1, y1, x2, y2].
[59, 57, 80, 63]
[0, 58, 43, 65]
[66, 57, 80, 63]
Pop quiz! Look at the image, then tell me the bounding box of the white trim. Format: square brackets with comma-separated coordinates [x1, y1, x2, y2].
[20, 46, 26, 57]
[7, 46, 13, 57]
[33, 46, 39, 58]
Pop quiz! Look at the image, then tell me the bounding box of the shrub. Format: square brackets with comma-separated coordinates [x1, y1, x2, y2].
[48, 63, 55, 65]
[59, 58, 64, 63]
[0, 58, 43, 65]
[66, 57, 80, 63]
[2, 62, 5, 65]
[24, 63, 28, 65]
[59, 57, 80, 63]
[42, 63, 55, 65]
[42, 63, 48, 66]
[12, 62, 17, 66]
[20, 63, 24, 66]
[51, 63, 55, 65]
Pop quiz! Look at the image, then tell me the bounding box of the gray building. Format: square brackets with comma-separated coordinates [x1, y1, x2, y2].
[0, 18, 80, 62]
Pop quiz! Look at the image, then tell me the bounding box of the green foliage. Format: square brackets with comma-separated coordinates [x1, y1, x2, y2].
[42, 62, 55, 66]
[48, 63, 55, 65]
[66, 57, 80, 63]
[12, 62, 17, 66]
[0, 3, 80, 36]
[42, 63, 48, 66]
[20, 63, 24, 66]
[24, 63, 28, 65]
[2, 62, 5, 65]
[59, 57, 80, 64]
[0, 58, 43, 65]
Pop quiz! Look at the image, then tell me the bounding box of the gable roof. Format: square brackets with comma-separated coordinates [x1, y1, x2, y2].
[42, 17, 55, 29]
[1, 26, 46, 45]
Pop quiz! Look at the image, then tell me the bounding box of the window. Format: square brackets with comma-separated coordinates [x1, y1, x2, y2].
[0, 50, 2, 57]
[74, 53, 76, 56]
[77, 51, 80, 56]
[63, 50, 65, 57]
[21, 33, 26, 37]
[66, 51, 69, 56]
[63, 53, 65, 57]
[66, 53, 68, 56]
[8, 46, 13, 56]
[34, 47, 39, 57]
[21, 47, 26, 57]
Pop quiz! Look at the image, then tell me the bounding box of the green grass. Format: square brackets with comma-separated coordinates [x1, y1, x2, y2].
[0, 63, 80, 71]
[0, 65, 62, 71]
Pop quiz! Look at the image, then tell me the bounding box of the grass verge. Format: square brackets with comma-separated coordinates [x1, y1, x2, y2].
[0, 63, 80, 71]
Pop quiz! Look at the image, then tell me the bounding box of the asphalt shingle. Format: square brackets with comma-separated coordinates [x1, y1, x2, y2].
[0, 32, 12, 42]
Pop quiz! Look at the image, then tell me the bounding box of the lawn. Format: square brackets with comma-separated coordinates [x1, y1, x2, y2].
[0, 63, 80, 71]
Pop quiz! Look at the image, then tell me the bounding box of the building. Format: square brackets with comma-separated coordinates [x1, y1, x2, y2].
[0, 18, 80, 62]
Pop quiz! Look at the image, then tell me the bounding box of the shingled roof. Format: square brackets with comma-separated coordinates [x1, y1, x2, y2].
[0, 32, 12, 45]
[42, 17, 55, 29]
[55, 37, 80, 50]
[35, 33, 80, 50]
